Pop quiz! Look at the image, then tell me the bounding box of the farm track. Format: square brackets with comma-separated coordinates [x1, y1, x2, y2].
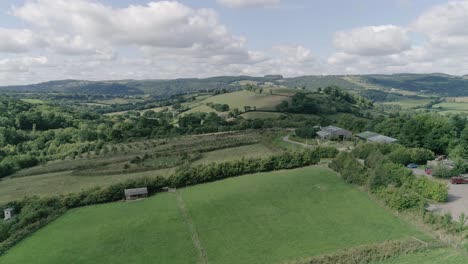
[174, 190, 209, 264]
[282, 135, 312, 148]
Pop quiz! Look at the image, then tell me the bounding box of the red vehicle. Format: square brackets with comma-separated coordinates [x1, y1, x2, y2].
[450, 176, 468, 184]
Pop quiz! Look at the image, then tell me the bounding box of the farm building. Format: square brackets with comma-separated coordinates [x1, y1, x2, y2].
[124, 187, 148, 201]
[316, 126, 352, 140]
[356, 131, 397, 144]
[4, 208, 14, 221]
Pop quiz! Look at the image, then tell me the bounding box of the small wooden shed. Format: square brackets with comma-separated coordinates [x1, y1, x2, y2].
[124, 187, 148, 201]
[4, 208, 14, 221]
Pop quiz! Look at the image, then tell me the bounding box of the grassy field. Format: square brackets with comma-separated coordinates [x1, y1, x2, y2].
[202, 90, 291, 111]
[432, 102, 468, 114]
[240, 111, 287, 119]
[1, 166, 427, 264]
[20, 98, 46, 104]
[0, 168, 174, 205]
[180, 166, 426, 264]
[381, 99, 433, 109]
[0, 193, 198, 264]
[192, 143, 279, 165]
[373, 248, 468, 264]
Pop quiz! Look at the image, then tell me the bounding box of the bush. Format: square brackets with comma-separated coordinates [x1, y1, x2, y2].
[330, 152, 368, 185]
[410, 148, 434, 164]
[387, 147, 413, 165]
[378, 187, 423, 211]
[410, 177, 448, 202]
[432, 164, 457, 179]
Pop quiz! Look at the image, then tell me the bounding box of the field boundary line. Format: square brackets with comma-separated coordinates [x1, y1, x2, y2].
[173, 189, 208, 264]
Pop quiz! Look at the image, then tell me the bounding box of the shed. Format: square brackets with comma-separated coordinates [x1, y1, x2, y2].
[316, 126, 352, 140]
[124, 187, 148, 201]
[4, 208, 14, 221]
[367, 135, 398, 144]
[356, 131, 397, 144]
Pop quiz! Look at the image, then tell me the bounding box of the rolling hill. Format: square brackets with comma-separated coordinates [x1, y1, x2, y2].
[2, 73, 468, 98]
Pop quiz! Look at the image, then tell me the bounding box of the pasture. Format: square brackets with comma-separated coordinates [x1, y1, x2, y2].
[0, 193, 198, 264]
[240, 111, 287, 119]
[381, 99, 433, 109]
[432, 102, 468, 114]
[203, 90, 291, 111]
[192, 143, 279, 165]
[0, 166, 427, 264]
[0, 131, 283, 205]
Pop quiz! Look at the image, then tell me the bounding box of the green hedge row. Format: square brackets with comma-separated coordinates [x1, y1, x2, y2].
[285, 239, 430, 264]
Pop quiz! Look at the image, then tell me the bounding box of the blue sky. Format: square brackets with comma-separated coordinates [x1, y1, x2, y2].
[0, 0, 467, 84]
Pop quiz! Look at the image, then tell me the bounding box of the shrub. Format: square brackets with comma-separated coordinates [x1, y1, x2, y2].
[410, 177, 448, 202]
[432, 164, 457, 179]
[378, 187, 423, 211]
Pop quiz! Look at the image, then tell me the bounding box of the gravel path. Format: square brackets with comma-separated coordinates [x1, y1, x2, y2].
[411, 168, 468, 220]
[282, 135, 313, 148]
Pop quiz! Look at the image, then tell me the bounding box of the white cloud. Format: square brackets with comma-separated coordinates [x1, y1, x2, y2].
[333, 25, 411, 56]
[0, 28, 43, 53]
[217, 0, 280, 9]
[13, 0, 246, 55]
[413, 0, 468, 48]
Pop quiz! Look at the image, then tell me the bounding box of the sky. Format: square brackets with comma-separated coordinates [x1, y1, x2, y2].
[0, 0, 467, 85]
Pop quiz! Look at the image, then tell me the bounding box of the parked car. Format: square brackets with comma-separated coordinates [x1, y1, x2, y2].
[450, 176, 468, 184]
[425, 168, 433, 175]
[406, 163, 418, 169]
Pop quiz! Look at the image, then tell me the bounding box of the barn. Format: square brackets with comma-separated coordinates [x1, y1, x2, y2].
[124, 187, 148, 201]
[316, 126, 352, 140]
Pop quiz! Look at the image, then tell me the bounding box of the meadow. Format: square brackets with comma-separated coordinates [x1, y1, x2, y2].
[381, 99, 433, 109]
[0, 193, 198, 264]
[0, 166, 428, 264]
[0, 131, 280, 205]
[432, 102, 468, 114]
[240, 111, 287, 119]
[202, 90, 291, 111]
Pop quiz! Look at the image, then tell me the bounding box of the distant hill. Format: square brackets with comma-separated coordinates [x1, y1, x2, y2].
[2, 73, 468, 97]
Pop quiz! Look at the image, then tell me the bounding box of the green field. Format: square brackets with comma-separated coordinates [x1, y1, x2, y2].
[203, 90, 291, 111]
[381, 99, 433, 109]
[20, 98, 46, 104]
[373, 248, 468, 264]
[0, 168, 174, 205]
[192, 143, 279, 165]
[432, 102, 468, 114]
[240, 111, 287, 119]
[0, 193, 198, 264]
[0, 167, 427, 264]
[1, 166, 427, 264]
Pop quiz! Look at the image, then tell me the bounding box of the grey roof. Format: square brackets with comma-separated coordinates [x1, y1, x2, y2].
[356, 131, 379, 139]
[4, 208, 13, 212]
[316, 131, 331, 137]
[124, 187, 148, 196]
[367, 135, 398, 144]
[322, 126, 345, 132]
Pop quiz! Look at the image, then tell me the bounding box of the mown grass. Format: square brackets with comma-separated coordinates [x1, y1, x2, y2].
[1, 166, 428, 263]
[180, 166, 427, 264]
[372, 247, 468, 264]
[0, 193, 198, 264]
